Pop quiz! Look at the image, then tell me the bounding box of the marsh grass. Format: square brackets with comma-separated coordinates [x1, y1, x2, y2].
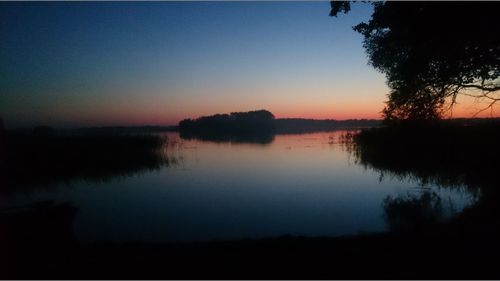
[0, 131, 177, 192]
[341, 122, 500, 192]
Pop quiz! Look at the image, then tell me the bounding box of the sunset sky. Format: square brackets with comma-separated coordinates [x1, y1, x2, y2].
[1, 2, 496, 128]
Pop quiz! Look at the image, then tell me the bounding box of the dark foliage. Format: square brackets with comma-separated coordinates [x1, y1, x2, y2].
[331, 1, 500, 120]
[179, 109, 276, 134]
[178, 110, 276, 143]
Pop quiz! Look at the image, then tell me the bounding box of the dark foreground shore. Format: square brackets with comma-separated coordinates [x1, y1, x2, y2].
[1, 199, 499, 279]
[2, 233, 500, 279]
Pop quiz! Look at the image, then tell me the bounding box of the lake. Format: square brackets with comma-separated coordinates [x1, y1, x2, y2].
[0, 130, 476, 244]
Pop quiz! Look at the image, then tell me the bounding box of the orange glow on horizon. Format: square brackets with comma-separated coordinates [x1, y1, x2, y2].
[443, 93, 500, 119]
[64, 98, 500, 127]
[8, 88, 499, 128]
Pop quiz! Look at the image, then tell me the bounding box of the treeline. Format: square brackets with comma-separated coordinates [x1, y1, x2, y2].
[275, 118, 381, 134]
[275, 117, 500, 134]
[179, 110, 276, 133]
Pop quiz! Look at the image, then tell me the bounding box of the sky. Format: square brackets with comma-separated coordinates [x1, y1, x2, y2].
[1, 2, 492, 128]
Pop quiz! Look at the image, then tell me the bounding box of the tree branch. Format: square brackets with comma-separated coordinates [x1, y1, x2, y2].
[460, 84, 500, 92]
[472, 99, 498, 117]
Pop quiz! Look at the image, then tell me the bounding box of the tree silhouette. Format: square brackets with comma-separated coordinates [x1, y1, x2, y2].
[330, 1, 500, 120]
[179, 110, 276, 133]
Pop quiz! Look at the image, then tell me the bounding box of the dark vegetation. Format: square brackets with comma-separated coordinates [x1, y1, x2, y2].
[0, 129, 176, 193]
[179, 109, 276, 134]
[345, 121, 500, 191]
[331, 1, 500, 120]
[178, 110, 275, 144]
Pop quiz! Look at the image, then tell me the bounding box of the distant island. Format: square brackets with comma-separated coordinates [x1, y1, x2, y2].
[178, 110, 276, 143]
[179, 110, 276, 134]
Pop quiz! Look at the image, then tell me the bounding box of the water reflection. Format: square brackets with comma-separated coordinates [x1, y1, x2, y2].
[179, 131, 275, 144]
[383, 190, 448, 232]
[0, 129, 497, 279]
[1, 131, 477, 244]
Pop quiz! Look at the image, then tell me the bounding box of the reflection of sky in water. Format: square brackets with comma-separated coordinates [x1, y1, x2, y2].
[0, 131, 476, 243]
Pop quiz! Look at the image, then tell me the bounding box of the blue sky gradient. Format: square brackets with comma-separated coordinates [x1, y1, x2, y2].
[1, 2, 391, 128]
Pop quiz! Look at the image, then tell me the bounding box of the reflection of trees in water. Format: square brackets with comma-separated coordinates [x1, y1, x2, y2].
[383, 190, 447, 232]
[179, 131, 275, 145]
[0, 133, 185, 194]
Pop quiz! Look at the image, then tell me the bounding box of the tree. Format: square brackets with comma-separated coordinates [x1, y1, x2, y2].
[330, 1, 500, 120]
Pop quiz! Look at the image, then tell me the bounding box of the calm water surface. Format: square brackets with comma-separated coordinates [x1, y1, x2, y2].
[0, 131, 475, 243]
